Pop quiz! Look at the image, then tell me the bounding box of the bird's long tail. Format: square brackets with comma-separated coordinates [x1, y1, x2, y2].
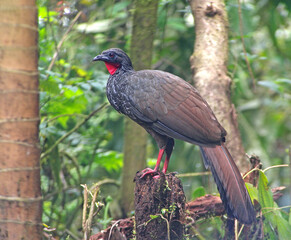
[200, 144, 256, 224]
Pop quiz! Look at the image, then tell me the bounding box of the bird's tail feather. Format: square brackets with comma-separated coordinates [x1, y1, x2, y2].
[200, 144, 256, 224]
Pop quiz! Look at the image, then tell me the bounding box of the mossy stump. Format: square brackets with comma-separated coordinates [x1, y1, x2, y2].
[134, 172, 186, 240]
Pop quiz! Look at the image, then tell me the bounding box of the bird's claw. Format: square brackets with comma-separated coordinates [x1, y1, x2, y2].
[140, 168, 160, 179]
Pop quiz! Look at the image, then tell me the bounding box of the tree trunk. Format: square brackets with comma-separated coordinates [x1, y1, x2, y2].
[121, 0, 159, 216]
[134, 172, 185, 240]
[189, 0, 249, 172]
[0, 1, 42, 239]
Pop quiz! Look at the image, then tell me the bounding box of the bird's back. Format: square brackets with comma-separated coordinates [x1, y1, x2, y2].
[117, 69, 226, 147]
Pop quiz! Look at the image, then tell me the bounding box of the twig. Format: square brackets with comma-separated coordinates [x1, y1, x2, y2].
[237, 223, 245, 238]
[262, 164, 289, 173]
[84, 185, 100, 240]
[41, 103, 108, 159]
[243, 164, 288, 180]
[82, 184, 88, 231]
[45, 113, 87, 123]
[61, 151, 82, 182]
[289, 146, 291, 206]
[176, 171, 211, 178]
[234, 220, 238, 240]
[92, 179, 120, 190]
[44, 186, 77, 200]
[243, 167, 261, 179]
[108, 220, 122, 240]
[237, 0, 256, 89]
[158, 214, 170, 240]
[47, 11, 83, 73]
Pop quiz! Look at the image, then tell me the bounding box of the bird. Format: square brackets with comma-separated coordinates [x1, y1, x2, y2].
[93, 48, 256, 224]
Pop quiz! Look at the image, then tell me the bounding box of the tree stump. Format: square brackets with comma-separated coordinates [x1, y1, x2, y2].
[134, 172, 186, 240]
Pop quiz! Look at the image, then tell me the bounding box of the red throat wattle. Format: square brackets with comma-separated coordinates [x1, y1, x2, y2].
[105, 62, 120, 75]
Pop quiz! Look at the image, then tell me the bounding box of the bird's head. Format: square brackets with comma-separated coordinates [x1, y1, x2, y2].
[93, 48, 133, 75]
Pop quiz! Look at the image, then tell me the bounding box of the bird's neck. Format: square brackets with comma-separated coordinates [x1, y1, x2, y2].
[105, 62, 120, 75]
[104, 62, 134, 76]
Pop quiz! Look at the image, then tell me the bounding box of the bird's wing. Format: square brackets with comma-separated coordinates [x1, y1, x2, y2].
[127, 70, 226, 146]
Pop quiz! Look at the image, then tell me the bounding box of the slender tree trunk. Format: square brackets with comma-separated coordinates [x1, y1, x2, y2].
[0, 1, 42, 239]
[121, 0, 159, 215]
[189, 0, 249, 172]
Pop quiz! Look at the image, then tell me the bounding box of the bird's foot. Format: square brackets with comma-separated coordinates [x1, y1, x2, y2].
[140, 168, 160, 179]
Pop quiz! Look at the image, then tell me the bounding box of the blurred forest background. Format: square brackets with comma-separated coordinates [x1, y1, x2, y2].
[38, 0, 291, 239]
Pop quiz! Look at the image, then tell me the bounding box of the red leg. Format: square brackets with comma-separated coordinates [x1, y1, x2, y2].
[140, 149, 164, 178]
[162, 155, 170, 174]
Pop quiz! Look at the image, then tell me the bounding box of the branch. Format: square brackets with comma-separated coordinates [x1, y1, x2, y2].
[47, 11, 83, 73]
[41, 103, 108, 159]
[176, 171, 211, 178]
[88, 185, 285, 240]
[82, 184, 102, 240]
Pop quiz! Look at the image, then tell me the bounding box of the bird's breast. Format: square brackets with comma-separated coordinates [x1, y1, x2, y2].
[106, 74, 136, 118]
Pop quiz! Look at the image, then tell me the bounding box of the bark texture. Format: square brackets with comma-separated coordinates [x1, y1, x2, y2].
[134, 172, 185, 240]
[189, 0, 248, 171]
[121, 0, 159, 215]
[0, 0, 42, 239]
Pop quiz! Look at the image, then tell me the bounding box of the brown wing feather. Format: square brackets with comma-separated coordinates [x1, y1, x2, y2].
[129, 70, 226, 146]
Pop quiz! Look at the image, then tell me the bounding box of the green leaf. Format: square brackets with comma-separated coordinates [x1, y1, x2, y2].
[192, 186, 206, 200]
[150, 215, 159, 220]
[258, 81, 281, 93]
[258, 171, 274, 220]
[76, 19, 115, 33]
[63, 87, 84, 98]
[40, 78, 61, 95]
[275, 78, 291, 85]
[275, 214, 291, 240]
[108, 1, 131, 15]
[245, 182, 258, 201]
[263, 221, 277, 240]
[95, 151, 123, 172]
[167, 17, 187, 32]
[39, 6, 58, 19]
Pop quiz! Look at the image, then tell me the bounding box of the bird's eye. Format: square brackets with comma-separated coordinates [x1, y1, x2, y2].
[109, 52, 114, 58]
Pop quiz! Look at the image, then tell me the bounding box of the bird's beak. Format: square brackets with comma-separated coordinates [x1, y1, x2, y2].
[92, 55, 102, 62]
[92, 54, 108, 62]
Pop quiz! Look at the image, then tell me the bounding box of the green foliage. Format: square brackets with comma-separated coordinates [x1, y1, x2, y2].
[258, 171, 274, 218]
[192, 186, 206, 200]
[38, 0, 291, 239]
[257, 171, 291, 240]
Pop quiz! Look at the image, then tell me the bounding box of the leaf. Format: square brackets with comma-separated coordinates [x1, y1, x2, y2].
[245, 182, 258, 201]
[275, 214, 291, 240]
[76, 19, 115, 33]
[275, 78, 291, 85]
[237, 99, 261, 111]
[258, 81, 280, 93]
[38, 6, 58, 19]
[167, 17, 187, 32]
[192, 186, 206, 200]
[40, 78, 61, 95]
[95, 151, 123, 172]
[263, 221, 277, 240]
[108, 1, 131, 15]
[258, 171, 274, 220]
